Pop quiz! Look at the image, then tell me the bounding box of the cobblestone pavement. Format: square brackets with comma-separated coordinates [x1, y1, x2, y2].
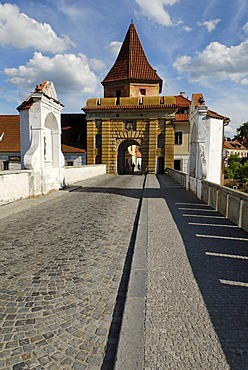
[144, 174, 248, 370]
[0, 174, 144, 370]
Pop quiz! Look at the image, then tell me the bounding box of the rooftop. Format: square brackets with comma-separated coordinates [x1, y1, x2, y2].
[102, 23, 162, 89]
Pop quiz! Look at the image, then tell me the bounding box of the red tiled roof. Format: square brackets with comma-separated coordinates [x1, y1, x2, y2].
[223, 140, 247, 150]
[0, 115, 20, 152]
[102, 23, 162, 88]
[0, 114, 86, 154]
[207, 109, 228, 120]
[61, 144, 86, 153]
[175, 95, 191, 107]
[175, 114, 189, 121]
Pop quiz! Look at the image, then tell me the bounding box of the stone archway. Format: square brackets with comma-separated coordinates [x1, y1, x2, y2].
[117, 139, 141, 174]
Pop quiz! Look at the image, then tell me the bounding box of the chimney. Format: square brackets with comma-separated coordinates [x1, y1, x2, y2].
[180, 91, 185, 97]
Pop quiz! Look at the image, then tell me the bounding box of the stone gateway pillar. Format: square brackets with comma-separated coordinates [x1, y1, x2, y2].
[17, 81, 65, 194]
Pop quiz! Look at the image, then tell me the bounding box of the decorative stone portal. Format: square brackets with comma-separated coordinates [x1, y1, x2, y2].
[17, 81, 65, 194]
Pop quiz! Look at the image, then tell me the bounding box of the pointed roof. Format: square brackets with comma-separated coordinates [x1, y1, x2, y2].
[102, 23, 162, 89]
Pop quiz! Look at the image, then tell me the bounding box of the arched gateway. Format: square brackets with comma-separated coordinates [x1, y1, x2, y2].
[83, 22, 191, 174]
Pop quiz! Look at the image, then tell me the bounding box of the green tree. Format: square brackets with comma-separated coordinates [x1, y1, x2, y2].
[225, 154, 242, 179]
[240, 162, 248, 181]
[234, 121, 248, 148]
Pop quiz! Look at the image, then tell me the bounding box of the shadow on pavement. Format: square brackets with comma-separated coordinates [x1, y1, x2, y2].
[156, 174, 248, 370]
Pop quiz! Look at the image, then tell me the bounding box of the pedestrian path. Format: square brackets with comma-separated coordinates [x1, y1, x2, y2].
[1, 173, 248, 370]
[116, 174, 248, 370]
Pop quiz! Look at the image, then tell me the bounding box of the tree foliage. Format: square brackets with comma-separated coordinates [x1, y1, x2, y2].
[225, 154, 248, 180]
[234, 121, 248, 148]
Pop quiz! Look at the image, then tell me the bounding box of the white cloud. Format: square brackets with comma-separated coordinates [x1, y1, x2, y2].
[89, 58, 106, 72]
[197, 18, 220, 32]
[4, 52, 100, 96]
[105, 41, 122, 57]
[242, 22, 248, 34]
[173, 40, 248, 85]
[183, 25, 192, 32]
[0, 3, 74, 52]
[135, 0, 179, 26]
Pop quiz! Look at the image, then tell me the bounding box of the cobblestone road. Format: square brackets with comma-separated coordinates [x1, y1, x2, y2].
[144, 174, 248, 370]
[0, 174, 144, 370]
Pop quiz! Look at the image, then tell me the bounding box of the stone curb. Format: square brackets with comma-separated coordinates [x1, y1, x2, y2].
[114, 187, 148, 369]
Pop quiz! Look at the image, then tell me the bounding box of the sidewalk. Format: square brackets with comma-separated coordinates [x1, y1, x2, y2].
[116, 174, 248, 370]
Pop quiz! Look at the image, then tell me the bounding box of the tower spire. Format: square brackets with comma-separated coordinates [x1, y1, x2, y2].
[102, 23, 162, 95]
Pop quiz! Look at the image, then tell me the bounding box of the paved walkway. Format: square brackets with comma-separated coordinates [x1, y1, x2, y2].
[1, 174, 248, 370]
[116, 174, 248, 370]
[0, 174, 144, 370]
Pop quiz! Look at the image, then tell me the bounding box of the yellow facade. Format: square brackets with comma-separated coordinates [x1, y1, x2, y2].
[84, 97, 179, 174]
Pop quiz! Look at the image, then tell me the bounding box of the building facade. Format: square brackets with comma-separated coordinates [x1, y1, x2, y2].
[83, 22, 191, 174]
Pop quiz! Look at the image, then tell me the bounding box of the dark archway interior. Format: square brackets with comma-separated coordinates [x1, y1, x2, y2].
[156, 156, 165, 174]
[118, 139, 140, 174]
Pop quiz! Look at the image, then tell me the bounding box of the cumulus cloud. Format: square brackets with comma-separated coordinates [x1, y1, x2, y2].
[0, 3, 74, 52]
[197, 19, 220, 32]
[4, 52, 100, 95]
[135, 0, 180, 26]
[173, 40, 248, 85]
[105, 41, 122, 57]
[183, 25, 192, 32]
[242, 22, 248, 34]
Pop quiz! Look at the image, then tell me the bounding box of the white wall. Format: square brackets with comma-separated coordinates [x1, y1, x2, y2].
[0, 165, 106, 205]
[64, 164, 106, 185]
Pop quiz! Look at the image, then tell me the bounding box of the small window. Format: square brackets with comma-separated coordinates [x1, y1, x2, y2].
[175, 132, 182, 145]
[95, 134, 102, 148]
[174, 160, 181, 170]
[140, 89, 146, 96]
[157, 134, 164, 149]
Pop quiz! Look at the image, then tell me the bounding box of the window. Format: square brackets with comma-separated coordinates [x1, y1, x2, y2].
[174, 160, 181, 170]
[140, 89, 146, 96]
[95, 134, 102, 148]
[157, 134, 164, 148]
[175, 132, 182, 145]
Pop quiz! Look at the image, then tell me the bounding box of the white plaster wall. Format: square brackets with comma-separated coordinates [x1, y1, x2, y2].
[207, 118, 223, 184]
[64, 165, 106, 185]
[0, 165, 107, 205]
[0, 171, 31, 205]
[174, 154, 189, 172]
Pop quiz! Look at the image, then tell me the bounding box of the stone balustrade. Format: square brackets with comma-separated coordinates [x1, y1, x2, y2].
[167, 168, 248, 233]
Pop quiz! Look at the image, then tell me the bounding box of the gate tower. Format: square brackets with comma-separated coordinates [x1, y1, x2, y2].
[83, 22, 188, 174]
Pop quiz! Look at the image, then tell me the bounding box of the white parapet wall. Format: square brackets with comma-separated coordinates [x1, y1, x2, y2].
[0, 165, 106, 206]
[64, 164, 106, 185]
[167, 168, 248, 233]
[0, 170, 31, 205]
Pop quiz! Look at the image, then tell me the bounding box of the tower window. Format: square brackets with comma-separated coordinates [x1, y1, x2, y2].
[140, 89, 146, 96]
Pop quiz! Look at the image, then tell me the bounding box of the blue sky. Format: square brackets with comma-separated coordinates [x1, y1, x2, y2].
[0, 0, 248, 136]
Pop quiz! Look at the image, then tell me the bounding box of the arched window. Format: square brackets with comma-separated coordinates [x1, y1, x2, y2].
[95, 134, 102, 148]
[157, 134, 164, 149]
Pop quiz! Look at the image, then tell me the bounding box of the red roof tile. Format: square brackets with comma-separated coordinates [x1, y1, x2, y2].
[102, 23, 162, 88]
[175, 95, 191, 107]
[175, 114, 189, 121]
[0, 115, 20, 152]
[223, 140, 247, 150]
